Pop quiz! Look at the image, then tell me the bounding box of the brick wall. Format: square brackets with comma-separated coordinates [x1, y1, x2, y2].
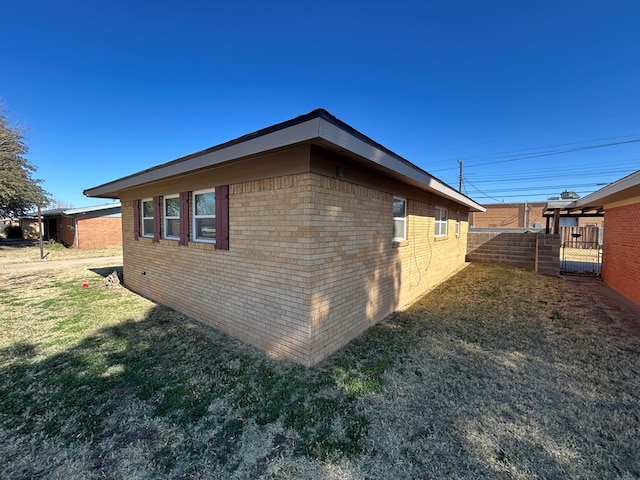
[56, 216, 76, 247]
[535, 234, 561, 275]
[601, 203, 640, 307]
[122, 172, 471, 366]
[471, 203, 546, 228]
[466, 232, 537, 269]
[466, 231, 560, 275]
[123, 174, 314, 364]
[76, 216, 123, 249]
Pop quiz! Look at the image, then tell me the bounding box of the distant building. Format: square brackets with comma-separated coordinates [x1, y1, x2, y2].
[471, 202, 546, 229]
[20, 203, 122, 249]
[473, 199, 603, 230]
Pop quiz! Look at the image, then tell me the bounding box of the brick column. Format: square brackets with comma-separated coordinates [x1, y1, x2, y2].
[536, 234, 560, 276]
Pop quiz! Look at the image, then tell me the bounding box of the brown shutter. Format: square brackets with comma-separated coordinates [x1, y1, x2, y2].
[215, 185, 229, 250]
[153, 195, 161, 243]
[133, 199, 140, 240]
[179, 191, 189, 246]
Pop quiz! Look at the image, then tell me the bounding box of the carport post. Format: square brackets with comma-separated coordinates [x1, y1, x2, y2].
[553, 208, 561, 234]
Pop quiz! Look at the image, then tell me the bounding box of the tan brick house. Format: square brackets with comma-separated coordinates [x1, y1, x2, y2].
[85, 110, 485, 365]
[20, 203, 122, 249]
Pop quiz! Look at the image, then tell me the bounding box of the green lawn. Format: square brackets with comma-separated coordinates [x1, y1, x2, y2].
[1, 263, 639, 479]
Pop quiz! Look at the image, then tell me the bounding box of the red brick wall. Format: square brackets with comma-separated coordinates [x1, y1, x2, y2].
[76, 216, 123, 249]
[57, 216, 76, 247]
[602, 202, 640, 307]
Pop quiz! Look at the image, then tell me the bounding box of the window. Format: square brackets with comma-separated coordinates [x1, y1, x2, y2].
[435, 206, 448, 237]
[193, 189, 216, 242]
[393, 197, 406, 241]
[164, 194, 180, 239]
[455, 211, 461, 236]
[141, 198, 154, 237]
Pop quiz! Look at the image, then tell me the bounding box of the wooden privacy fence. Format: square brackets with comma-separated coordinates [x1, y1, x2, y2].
[560, 226, 601, 247]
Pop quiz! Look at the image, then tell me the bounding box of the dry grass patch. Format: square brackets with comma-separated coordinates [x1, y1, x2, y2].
[0, 241, 122, 264]
[1, 263, 639, 479]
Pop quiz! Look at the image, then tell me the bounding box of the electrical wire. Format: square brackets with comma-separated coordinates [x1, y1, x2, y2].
[430, 135, 640, 172]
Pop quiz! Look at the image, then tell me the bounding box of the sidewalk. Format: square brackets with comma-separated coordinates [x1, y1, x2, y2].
[1, 256, 123, 273]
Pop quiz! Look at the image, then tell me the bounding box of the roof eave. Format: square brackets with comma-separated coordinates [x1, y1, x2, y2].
[574, 169, 640, 208]
[84, 110, 485, 212]
[316, 118, 484, 212]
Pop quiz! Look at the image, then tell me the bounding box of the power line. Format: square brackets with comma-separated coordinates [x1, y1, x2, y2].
[430, 137, 640, 173]
[473, 183, 605, 194]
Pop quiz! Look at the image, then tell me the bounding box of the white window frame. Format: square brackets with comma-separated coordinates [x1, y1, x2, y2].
[435, 206, 448, 237]
[455, 211, 461, 236]
[164, 194, 180, 240]
[192, 188, 216, 243]
[141, 198, 154, 238]
[393, 197, 407, 241]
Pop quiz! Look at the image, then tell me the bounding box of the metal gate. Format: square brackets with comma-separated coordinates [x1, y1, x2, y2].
[561, 240, 602, 276]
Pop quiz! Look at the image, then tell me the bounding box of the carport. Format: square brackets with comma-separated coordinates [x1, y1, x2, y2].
[542, 200, 604, 276]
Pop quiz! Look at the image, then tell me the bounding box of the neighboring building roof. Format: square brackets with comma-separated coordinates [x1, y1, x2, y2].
[62, 202, 121, 216]
[22, 203, 121, 218]
[84, 109, 485, 212]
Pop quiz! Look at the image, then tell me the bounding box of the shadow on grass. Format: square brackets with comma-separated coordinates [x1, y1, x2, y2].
[0, 305, 368, 479]
[89, 266, 123, 278]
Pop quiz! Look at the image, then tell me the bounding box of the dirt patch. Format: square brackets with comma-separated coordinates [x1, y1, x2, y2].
[562, 276, 640, 336]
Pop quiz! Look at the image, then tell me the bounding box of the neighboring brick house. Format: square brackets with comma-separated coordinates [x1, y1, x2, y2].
[20, 203, 122, 249]
[471, 202, 547, 229]
[85, 109, 485, 366]
[569, 170, 640, 307]
[471, 201, 604, 230]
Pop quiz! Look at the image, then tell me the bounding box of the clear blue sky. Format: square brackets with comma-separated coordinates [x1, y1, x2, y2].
[2, 0, 639, 207]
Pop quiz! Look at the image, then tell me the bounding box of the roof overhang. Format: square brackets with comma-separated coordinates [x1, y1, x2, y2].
[542, 169, 640, 217]
[84, 109, 485, 212]
[573, 169, 640, 209]
[62, 202, 121, 216]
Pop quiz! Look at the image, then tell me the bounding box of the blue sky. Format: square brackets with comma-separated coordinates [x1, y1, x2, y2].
[2, 0, 639, 207]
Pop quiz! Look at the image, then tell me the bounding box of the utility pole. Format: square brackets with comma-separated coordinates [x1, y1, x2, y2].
[458, 159, 463, 192]
[38, 204, 44, 259]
